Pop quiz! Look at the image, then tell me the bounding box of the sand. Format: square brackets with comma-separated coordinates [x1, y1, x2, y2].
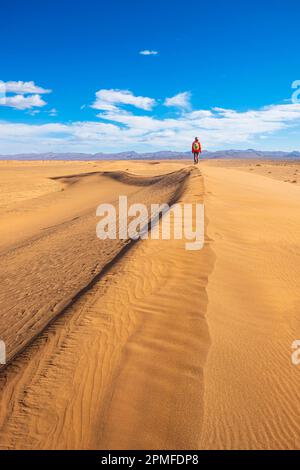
[0, 159, 300, 449]
[200, 162, 300, 450]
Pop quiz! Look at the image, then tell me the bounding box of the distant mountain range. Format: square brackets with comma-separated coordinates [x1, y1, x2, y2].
[0, 149, 299, 161]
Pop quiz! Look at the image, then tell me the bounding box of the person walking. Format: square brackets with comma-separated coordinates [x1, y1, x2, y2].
[192, 137, 202, 164]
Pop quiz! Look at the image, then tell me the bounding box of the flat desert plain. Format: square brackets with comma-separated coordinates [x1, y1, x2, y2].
[0, 158, 300, 450]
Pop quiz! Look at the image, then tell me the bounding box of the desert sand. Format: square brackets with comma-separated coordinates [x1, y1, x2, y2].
[0, 158, 300, 450]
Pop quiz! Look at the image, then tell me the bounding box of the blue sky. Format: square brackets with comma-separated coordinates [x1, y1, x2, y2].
[1, 0, 300, 153]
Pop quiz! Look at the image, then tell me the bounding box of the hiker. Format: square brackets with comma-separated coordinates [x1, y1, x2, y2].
[192, 137, 202, 164]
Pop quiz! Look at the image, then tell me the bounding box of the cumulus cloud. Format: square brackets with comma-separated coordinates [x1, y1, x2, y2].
[139, 50, 158, 56]
[164, 92, 191, 110]
[1, 93, 300, 153]
[94, 101, 300, 150]
[0, 80, 51, 110]
[0, 94, 47, 110]
[91, 89, 156, 111]
[2, 81, 51, 94]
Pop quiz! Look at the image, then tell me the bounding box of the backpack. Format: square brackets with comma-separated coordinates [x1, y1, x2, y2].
[193, 142, 200, 152]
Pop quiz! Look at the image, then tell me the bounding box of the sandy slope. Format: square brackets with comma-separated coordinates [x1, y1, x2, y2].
[1, 159, 300, 450]
[200, 164, 300, 449]
[0, 162, 211, 449]
[0, 160, 188, 252]
[0, 165, 190, 365]
[204, 158, 300, 186]
[0, 167, 211, 449]
[97, 170, 213, 450]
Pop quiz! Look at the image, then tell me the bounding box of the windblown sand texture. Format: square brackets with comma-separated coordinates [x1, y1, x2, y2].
[0, 159, 300, 450]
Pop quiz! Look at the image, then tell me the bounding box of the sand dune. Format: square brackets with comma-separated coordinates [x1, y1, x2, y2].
[0, 159, 300, 449]
[200, 163, 300, 449]
[0, 167, 212, 449]
[0, 166, 190, 366]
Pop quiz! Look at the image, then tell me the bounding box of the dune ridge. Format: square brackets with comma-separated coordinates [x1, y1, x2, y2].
[2, 159, 299, 449]
[0, 167, 190, 367]
[0, 166, 213, 450]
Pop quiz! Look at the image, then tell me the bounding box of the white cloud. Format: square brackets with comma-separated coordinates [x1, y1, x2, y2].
[48, 108, 58, 116]
[139, 50, 158, 56]
[27, 109, 41, 116]
[1, 96, 300, 154]
[164, 92, 191, 110]
[2, 81, 51, 94]
[0, 94, 47, 110]
[0, 80, 51, 111]
[91, 89, 156, 111]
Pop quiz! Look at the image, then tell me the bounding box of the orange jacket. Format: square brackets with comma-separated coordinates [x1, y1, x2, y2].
[192, 140, 202, 153]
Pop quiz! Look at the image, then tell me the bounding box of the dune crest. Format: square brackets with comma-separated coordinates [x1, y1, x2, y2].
[0, 164, 213, 450]
[1, 159, 300, 450]
[0, 167, 190, 366]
